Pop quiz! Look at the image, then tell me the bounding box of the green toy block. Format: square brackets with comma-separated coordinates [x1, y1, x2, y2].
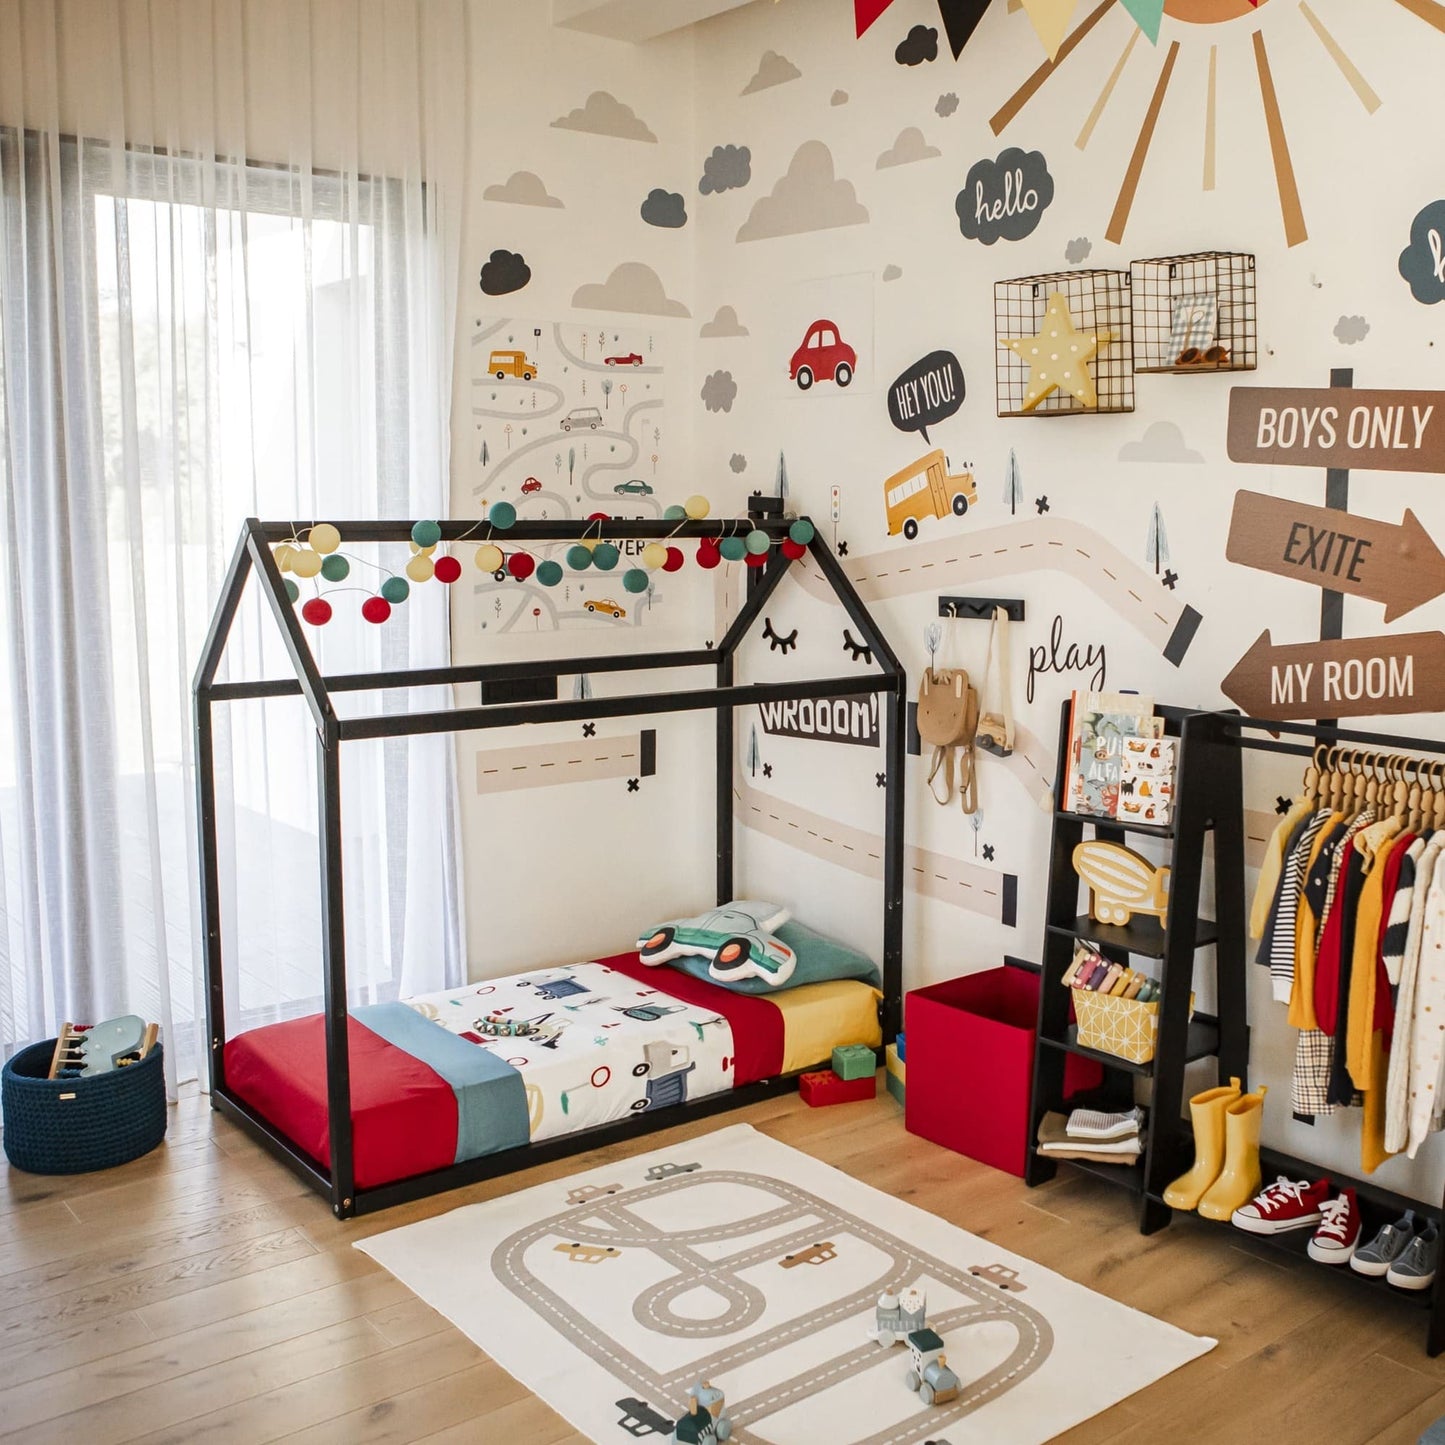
[831, 1044, 877, 1081]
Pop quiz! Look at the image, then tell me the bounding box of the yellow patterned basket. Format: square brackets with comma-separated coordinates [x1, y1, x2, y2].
[1071, 989, 1193, 1065]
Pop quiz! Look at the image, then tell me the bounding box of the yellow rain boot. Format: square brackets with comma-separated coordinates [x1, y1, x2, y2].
[1197, 1085, 1268, 1222]
[1162, 1077, 1241, 1211]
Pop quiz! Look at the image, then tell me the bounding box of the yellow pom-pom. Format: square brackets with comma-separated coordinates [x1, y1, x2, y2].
[406, 554, 435, 583]
[409, 540, 438, 557]
[309, 523, 341, 555]
[474, 543, 504, 573]
[274, 543, 297, 572]
[290, 548, 323, 578]
[642, 542, 668, 569]
[684, 495, 710, 520]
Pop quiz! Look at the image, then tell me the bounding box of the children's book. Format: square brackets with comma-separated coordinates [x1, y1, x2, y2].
[1064, 692, 1162, 819]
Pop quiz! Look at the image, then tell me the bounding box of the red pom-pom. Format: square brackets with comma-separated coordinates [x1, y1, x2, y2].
[433, 554, 462, 583]
[362, 596, 392, 624]
[696, 541, 721, 570]
[662, 546, 685, 573]
[745, 549, 768, 568]
[781, 538, 806, 561]
[507, 552, 536, 580]
[301, 598, 332, 626]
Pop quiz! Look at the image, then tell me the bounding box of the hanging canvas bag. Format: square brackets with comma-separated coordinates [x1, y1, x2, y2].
[977, 606, 1016, 759]
[918, 656, 980, 813]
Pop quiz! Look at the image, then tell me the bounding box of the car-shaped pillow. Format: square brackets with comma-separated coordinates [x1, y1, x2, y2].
[638, 902, 796, 988]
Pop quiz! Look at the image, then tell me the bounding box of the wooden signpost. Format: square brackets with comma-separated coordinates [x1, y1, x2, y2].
[1223, 371, 1445, 723]
[1226, 491, 1445, 623]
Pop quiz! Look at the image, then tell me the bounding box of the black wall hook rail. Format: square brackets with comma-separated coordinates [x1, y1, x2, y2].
[938, 596, 1026, 621]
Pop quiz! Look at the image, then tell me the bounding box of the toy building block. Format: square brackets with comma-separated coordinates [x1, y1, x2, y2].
[895, 1031, 906, 1062]
[885, 1042, 906, 1106]
[831, 1043, 877, 1081]
[801, 1069, 877, 1106]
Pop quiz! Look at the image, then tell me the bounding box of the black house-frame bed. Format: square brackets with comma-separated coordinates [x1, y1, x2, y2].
[194, 508, 906, 1218]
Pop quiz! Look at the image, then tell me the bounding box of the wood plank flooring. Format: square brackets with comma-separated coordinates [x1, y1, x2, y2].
[2, 1085, 1441, 1443]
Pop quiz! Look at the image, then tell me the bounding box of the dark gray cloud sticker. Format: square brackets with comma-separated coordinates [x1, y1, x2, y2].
[701, 371, 737, 413]
[480, 249, 531, 296]
[641, 189, 687, 228]
[1399, 200, 1445, 305]
[896, 24, 938, 64]
[888, 350, 964, 445]
[699, 144, 751, 196]
[956, 147, 1054, 245]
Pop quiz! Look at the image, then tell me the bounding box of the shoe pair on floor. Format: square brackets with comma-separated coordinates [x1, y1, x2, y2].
[1232, 1178, 1439, 1287]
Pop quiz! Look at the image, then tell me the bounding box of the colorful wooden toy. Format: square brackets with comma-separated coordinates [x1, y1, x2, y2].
[1071, 840, 1171, 927]
[868, 1284, 927, 1347]
[904, 1329, 961, 1407]
[831, 1043, 877, 1081]
[800, 1069, 877, 1106]
[673, 1381, 731, 1443]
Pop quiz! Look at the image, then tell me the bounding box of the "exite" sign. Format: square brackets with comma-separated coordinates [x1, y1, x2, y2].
[1227, 387, 1445, 474]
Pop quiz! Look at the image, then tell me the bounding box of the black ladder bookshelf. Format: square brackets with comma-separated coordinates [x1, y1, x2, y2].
[1026, 704, 1249, 1233]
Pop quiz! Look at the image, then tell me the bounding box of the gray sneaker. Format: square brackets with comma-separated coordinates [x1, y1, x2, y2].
[1387, 1221, 1439, 1291]
[1351, 1210, 1417, 1277]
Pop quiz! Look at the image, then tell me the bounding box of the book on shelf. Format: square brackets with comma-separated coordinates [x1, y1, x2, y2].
[1062, 691, 1171, 821]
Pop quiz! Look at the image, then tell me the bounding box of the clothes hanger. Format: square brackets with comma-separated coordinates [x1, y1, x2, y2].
[1405, 757, 1424, 832]
[1390, 754, 1410, 824]
[1302, 745, 1324, 807]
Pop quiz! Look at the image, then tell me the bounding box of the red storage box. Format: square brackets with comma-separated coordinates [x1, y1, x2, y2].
[904, 966, 1102, 1177]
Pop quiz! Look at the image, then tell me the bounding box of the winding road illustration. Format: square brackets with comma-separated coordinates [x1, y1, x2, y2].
[491, 1168, 1053, 1444]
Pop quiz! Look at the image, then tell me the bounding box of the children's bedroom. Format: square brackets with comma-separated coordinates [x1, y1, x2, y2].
[5, 0, 1445, 1439]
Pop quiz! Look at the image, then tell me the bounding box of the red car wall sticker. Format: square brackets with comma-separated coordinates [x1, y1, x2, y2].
[789, 319, 857, 391]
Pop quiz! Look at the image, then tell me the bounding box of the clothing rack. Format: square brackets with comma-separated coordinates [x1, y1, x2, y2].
[1205, 710, 1445, 1356]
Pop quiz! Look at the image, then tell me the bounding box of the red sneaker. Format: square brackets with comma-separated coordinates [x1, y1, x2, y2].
[1231, 1177, 1332, 1234]
[1308, 1188, 1362, 1265]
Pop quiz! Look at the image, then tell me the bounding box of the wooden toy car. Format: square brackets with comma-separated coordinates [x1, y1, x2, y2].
[1072, 840, 1170, 927]
[673, 1381, 731, 1442]
[904, 1329, 960, 1406]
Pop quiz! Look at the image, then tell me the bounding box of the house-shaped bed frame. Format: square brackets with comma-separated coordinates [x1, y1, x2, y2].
[195, 511, 905, 1217]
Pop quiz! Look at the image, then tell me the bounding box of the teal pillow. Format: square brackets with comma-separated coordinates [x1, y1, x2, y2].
[657, 917, 881, 995]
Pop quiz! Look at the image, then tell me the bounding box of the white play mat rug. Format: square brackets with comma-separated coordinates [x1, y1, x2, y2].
[357, 1123, 1213, 1443]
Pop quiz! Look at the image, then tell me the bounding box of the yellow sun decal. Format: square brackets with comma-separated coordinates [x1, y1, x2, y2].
[991, 0, 1444, 249]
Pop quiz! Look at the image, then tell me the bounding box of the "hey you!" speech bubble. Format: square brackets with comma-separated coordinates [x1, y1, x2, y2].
[888, 350, 964, 444]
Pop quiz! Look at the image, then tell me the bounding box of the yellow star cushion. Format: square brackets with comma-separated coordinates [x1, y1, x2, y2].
[1001, 292, 1109, 411]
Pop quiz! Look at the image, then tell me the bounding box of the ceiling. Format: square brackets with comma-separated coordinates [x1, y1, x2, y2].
[552, 0, 764, 43]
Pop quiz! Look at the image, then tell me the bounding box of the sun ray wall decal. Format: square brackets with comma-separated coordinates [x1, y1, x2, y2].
[1393, 0, 1445, 33]
[1299, 1, 1381, 112]
[1105, 40, 1180, 244]
[1076, 24, 1142, 149]
[1252, 29, 1308, 246]
[1203, 43, 1218, 190]
[990, 0, 1116, 134]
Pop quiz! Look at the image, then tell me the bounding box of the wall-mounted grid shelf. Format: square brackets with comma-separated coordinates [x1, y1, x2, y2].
[1130, 251, 1258, 374]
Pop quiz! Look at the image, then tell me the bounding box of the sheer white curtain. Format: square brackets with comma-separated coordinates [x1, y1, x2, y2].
[0, 0, 471, 1092]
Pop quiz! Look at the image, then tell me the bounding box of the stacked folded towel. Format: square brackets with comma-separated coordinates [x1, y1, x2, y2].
[1036, 1106, 1146, 1164]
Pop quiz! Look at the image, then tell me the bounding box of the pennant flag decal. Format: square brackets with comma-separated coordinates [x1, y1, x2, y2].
[1019, 0, 1078, 60]
[1120, 0, 1165, 43]
[938, 0, 992, 58]
[855, 0, 896, 37]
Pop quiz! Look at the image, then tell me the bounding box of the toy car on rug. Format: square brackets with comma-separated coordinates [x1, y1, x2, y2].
[638, 902, 796, 987]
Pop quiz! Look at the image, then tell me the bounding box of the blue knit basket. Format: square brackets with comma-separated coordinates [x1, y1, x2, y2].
[2, 1038, 167, 1174]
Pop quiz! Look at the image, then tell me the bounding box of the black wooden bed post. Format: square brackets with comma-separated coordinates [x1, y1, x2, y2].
[196, 514, 905, 1219]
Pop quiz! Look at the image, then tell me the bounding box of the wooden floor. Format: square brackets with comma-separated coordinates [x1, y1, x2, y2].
[2, 1087, 1443, 1444]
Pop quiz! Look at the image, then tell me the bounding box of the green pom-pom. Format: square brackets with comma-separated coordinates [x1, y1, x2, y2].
[488, 501, 516, 529]
[592, 542, 620, 571]
[622, 567, 649, 594]
[745, 528, 771, 555]
[719, 536, 747, 562]
[567, 545, 593, 571]
[381, 576, 411, 604]
[663, 504, 687, 520]
[411, 519, 442, 547]
[320, 554, 350, 582]
[788, 518, 815, 545]
[536, 560, 563, 587]
[283, 578, 300, 604]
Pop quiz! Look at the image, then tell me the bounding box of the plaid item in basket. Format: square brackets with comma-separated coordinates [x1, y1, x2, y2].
[1166, 294, 1217, 360]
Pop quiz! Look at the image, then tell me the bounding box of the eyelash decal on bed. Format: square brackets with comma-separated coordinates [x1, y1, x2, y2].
[842, 628, 873, 665]
[763, 618, 798, 654]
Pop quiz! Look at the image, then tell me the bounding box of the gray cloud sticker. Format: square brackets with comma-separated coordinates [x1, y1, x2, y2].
[1334, 314, 1370, 345]
[552, 91, 657, 143]
[832, 89, 850, 106]
[896, 24, 938, 64]
[571, 262, 689, 317]
[730, 453, 748, 473]
[956, 146, 1054, 245]
[641, 189, 687, 228]
[936, 92, 959, 118]
[484, 171, 564, 209]
[1065, 236, 1093, 264]
[737, 141, 869, 243]
[701, 371, 737, 413]
[877, 127, 941, 170]
[742, 49, 801, 95]
[883, 264, 903, 282]
[1117, 421, 1204, 465]
[700, 305, 749, 338]
[479, 249, 531, 296]
[699, 144, 752, 196]
[1399, 200, 1445, 304]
